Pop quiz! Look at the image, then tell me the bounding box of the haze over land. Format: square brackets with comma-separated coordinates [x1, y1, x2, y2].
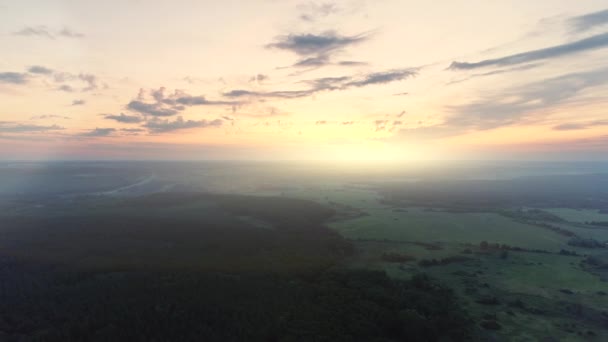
[2, 1, 608, 341]
[1, 1, 608, 161]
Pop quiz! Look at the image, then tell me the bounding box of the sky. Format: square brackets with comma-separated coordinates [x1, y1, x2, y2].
[1, 0, 608, 161]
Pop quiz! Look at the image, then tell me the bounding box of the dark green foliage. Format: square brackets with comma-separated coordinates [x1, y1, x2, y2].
[568, 237, 606, 249]
[381, 252, 416, 263]
[0, 265, 472, 342]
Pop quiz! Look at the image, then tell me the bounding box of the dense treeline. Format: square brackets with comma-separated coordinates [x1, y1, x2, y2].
[0, 262, 472, 341]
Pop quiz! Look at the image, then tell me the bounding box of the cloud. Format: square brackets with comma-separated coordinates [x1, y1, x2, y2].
[293, 55, 331, 68]
[223, 69, 416, 100]
[570, 8, 608, 33]
[28, 65, 54, 75]
[121, 128, 145, 135]
[13, 26, 84, 39]
[298, 2, 339, 22]
[78, 73, 98, 91]
[46, 71, 101, 92]
[395, 67, 608, 140]
[104, 113, 143, 124]
[342, 121, 354, 125]
[144, 116, 223, 133]
[30, 115, 70, 120]
[58, 28, 85, 38]
[128, 87, 237, 117]
[447, 63, 541, 85]
[338, 60, 368, 66]
[82, 128, 116, 137]
[223, 89, 312, 99]
[72, 99, 86, 106]
[553, 120, 608, 130]
[315, 120, 327, 125]
[0, 72, 28, 84]
[13, 26, 54, 39]
[449, 32, 608, 70]
[249, 74, 268, 83]
[127, 100, 178, 117]
[344, 69, 417, 87]
[267, 32, 367, 56]
[0, 123, 64, 133]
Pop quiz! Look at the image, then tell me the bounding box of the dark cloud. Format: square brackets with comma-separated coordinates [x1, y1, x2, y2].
[298, 2, 338, 22]
[127, 100, 178, 117]
[82, 128, 116, 137]
[0, 72, 28, 84]
[104, 113, 143, 124]
[570, 8, 608, 33]
[338, 60, 368, 66]
[127, 88, 236, 117]
[144, 117, 223, 133]
[396, 110, 406, 118]
[72, 99, 86, 106]
[267, 32, 368, 56]
[553, 120, 608, 131]
[315, 120, 327, 125]
[449, 32, 608, 70]
[223, 89, 312, 99]
[28, 65, 54, 75]
[344, 69, 417, 87]
[223, 69, 416, 100]
[0, 123, 64, 133]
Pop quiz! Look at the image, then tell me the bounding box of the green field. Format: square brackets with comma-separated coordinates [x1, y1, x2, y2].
[545, 208, 608, 223]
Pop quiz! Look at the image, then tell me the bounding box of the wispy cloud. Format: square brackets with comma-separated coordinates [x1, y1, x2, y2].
[82, 128, 116, 137]
[267, 31, 369, 68]
[103, 113, 143, 124]
[30, 115, 70, 120]
[297, 2, 339, 22]
[553, 120, 608, 130]
[144, 117, 223, 133]
[13, 26, 84, 39]
[396, 67, 608, 140]
[0, 72, 28, 84]
[267, 31, 367, 56]
[223, 68, 416, 99]
[0, 123, 64, 133]
[72, 99, 86, 106]
[569, 8, 608, 33]
[449, 32, 608, 70]
[28, 65, 54, 75]
[128, 87, 237, 117]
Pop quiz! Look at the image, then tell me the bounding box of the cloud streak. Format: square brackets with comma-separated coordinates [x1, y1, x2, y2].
[450, 32, 608, 70]
[144, 117, 223, 133]
[570, 8, 608, 33]
[13, 26, 84, 39]
[223, 68, 417, 99]
[104, 113, 143, 124]
[0, 72, 28, 84]
[0, 123, 64, 133]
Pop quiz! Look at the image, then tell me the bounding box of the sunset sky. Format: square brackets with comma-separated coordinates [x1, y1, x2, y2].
[1, 0, 608, 161]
